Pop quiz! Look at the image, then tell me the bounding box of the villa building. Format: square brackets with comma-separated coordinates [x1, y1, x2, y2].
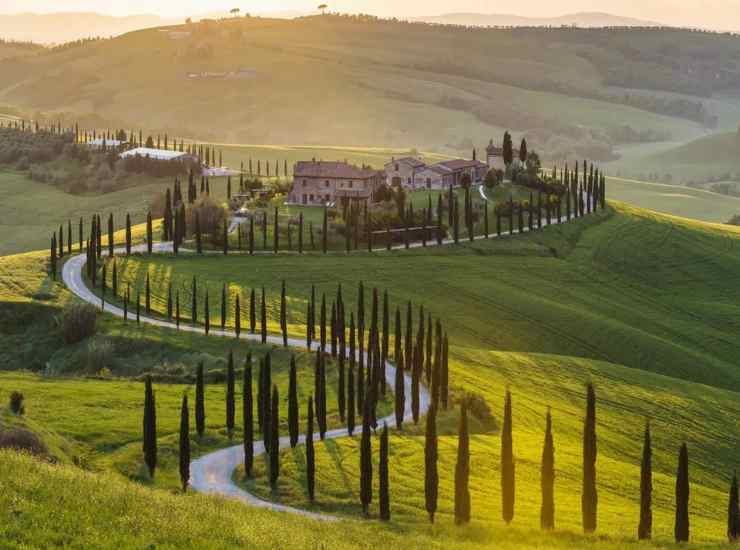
[386, 156, 487, 190]
[288, 160, 385, 205]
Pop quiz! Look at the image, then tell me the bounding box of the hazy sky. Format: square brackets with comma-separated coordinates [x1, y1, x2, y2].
[3, 0, 740, 30]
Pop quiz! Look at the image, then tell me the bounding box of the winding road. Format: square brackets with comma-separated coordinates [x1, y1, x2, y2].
[62, 242, 430, 521]
[60, 187, 587, 520]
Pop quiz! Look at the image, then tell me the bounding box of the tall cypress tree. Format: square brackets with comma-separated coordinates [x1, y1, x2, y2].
[425, 404, 438, 523]
[379, 423, 390, 521]
[638, 420, 652, 540]
[288, 356, 299, 448]
[269, 385, 280, 487]
[204, 290, 210, 335]
[143, 376, 157, 478]
[360, 396, 373, 516]
[243, 354, 253, 478]
[221, 284, 227, 330]
[108, 213, 114, 257]
[125, 213, 132, 255]
[179, 394, 190, 492]
[260, 287, 267, 344]
[394, 349, 405, 430]
[582, 383, 598, 533]
[338, 352, 346, 422]
[226, 350, 235, 437]
[675, 443, 689, 543]
[411, 342, 420, 424]
[729, 472, 739, 542]
[306, 396, 315, 501]
[195, 362, 205, 437]
[501, 389, 515, 524]
[455, 401, 470, 525]
[347, 362, 356, 436]
[541, 407, 555, 530]
[280, 280, 288, 346]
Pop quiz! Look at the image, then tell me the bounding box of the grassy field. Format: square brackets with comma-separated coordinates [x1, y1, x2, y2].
[67, 202, 740, 545]
[0, 169, 177, 256]
[3, 202, 740, 546]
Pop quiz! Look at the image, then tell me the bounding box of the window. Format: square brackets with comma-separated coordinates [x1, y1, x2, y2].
[426, 178, 431, 188]
[349, 181, 353, 189]
[302, 179, 307, 187]
[407, 177, 411, 184]
[309, 194, 314, 201]
[325, 180, 330, 187]
[395, 164, 399, 171]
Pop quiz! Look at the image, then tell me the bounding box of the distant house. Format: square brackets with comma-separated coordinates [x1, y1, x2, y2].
[486, 139, 520, 170]
[384, 156, 426, 188]
[288, 161, 385, 205]
[119, 147, 196, 162]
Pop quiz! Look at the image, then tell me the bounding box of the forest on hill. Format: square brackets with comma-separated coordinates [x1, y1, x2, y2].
[1, 15, 739, 160]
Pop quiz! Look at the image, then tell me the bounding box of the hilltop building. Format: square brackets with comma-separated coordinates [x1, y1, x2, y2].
[385, 156, 487, 190]
[288, 160, 385, 205]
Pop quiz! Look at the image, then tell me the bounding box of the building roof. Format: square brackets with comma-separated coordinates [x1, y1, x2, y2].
[294, 161, 380, 180]
[119, 147, 190, 161]
[390, 156, 426, 169]
[435, 159, 487, 171]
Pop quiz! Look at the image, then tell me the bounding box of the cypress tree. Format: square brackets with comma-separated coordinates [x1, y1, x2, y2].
[280, 280, 287, 346]
[394, 349, 405, 430]
[347, 361, 356, 436]
[582, 383, 598, 533]
[455, 401, 470, 525]
[195, 362, 205, 437]
[729, 472, 739, 542]
[146, 211, 153, 254]
[541, 407, 555, 530]
[125, 213, 132, 255]
[360, 396, 373, 516]
[306, 396, 315, 501]
[179, 394, 190, 492]
[338, 352, 346, 422]
[226, 350, 235, 437]
[675, 443, 689, 543]
[175, 289, 180, 328]
[288, 356, 299, 448]
[143, 376, 157, 478]
[501, 389, 515, 524]
[221, 284, 227, 330]
[320, 293, 327, 351]
[191, 277, 197, 325]
[306, 299, 312, 350]
[621, 407, 646, 518]
[411, 342, 420, 424]
[204, 290, 210, 335]
[379, 423, 390, 521]
[261, 287, 267, 344]
[318, 352, 327, 439]
[243, 355, 253, 478]
[112, 261, 118, 297]
[235, 293, 241, 339]
[269, 385, 280, 487]
[250, 288, 256, 334]
[425, 404, 438, 523]
[49, 234, 57, 280]
[441, 333, 449, 409]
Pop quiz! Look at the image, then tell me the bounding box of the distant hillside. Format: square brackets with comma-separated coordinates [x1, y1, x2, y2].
[0, 12, 178, 44]
[1, 15, 738, 158]
[411, 11, 660, 28]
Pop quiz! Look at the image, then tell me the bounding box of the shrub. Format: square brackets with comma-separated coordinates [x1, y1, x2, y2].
[9, 391, 25, 415]
[0, 427, 46, 456]
[60, 303, 97, 344]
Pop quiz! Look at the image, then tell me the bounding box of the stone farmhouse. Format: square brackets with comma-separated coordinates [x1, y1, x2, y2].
[288, 160, 385, 205]
[384, 156, 488, 190]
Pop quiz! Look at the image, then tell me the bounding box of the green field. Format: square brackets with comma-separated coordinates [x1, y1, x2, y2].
[3, 200, 740, 547]
[55, 203, 739, 545]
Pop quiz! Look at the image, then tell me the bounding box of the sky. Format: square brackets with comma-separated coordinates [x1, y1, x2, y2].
[2, 0, 740, 30]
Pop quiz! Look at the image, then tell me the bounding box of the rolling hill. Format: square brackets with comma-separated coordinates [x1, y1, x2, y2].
[3, 203, 740, 546]
[1, 15, 738, 160]
[410, 12, 660, 28]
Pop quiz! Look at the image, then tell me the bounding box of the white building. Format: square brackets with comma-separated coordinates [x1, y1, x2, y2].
[119, 147, 193, 161]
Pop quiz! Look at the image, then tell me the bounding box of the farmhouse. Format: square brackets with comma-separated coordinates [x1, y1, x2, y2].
[384, 156, 426, 187]
[288, 160, 385, 205]
[386, 157, 488, 190]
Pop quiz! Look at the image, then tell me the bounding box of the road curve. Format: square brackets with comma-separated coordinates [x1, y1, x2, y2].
[61, 190, 588, 519]
[62, 242, 430, 521]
